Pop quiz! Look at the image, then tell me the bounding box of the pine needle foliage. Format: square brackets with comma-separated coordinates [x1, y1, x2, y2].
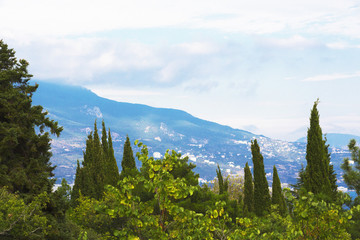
[71, 120, 119, 202]
[216, 165, 225, 195]
[0, 40, 62, 201]
[272, 165, 286, 215]
[106, 130, 120, 184]
[243, 162, 254, 213]
[102, 121, 120, 186]
[216, 165, 228, 195]
[303, 100, 334, 198]
[341, 139, 360, 196]
[325, 138, 338, 199]
[251, 139, 271, 216]
[120, 135, 138, 179]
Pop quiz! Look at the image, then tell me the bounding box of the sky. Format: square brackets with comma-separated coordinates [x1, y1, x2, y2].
[1, 0, 360, 141]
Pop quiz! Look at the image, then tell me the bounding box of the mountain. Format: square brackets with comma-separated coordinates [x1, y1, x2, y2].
[297, 133, 360, 149]
[32, 81, 350, 190]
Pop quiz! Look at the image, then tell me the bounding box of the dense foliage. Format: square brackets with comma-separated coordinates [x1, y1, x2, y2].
[342, 139, 360, 196]
[69, 143, 360, 239]
[72, 121, 120, 203]
[251, 139, 271, 216]
[0, 40, 78, 239]
[243, 162, 254, 214]
[120, 135, 137, 179]
[216, 165, 228, 195]
[302, 100, 336, 198]
[271, 166, 286, 216]
[342, 139, 360, 238]
[0, 40, 62, 201]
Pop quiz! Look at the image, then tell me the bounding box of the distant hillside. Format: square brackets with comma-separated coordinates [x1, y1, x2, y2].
[32, 81, 350, 190]
[297, 133, 360, 149]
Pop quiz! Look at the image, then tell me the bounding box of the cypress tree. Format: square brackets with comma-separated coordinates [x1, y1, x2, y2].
[90, 121, 105, 199]
[215, 165, 228, 195]
[324, 138, 338, 198]
[216, 165, 225, 195]
[120, 135, 137, 179]
[272, 165, 286, 215]
[105, 129, 120, 185]
[72, 120, 120, 201]
[100, 121, 120, 186]
[0, 40, 62, 201]
[78, 130, 97, 198]
[292, 164, 307, 197]
[71, 160, 83, 204]
[328, 164, 337, 198]
[251, 139, 271, 216]
[243, 162, 254, 213]
[303, 100, 332, 197]
[101, 120, 109, 159]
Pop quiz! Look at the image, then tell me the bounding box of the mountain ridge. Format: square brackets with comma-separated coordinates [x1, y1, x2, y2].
[31, 81, 350, 190]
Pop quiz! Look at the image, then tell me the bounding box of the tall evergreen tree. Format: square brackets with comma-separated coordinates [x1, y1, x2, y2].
[0, 40, 62, 201]
[77, 129, 94, 198]
[216, 165, 225, 195]
[341, 139, 360, 196]
[216, 165, 228, 195]
[303, 100, 332, 197]
[324, 137, 338, 199]
[101, 120, 120, 186]
[251, 139, 271, 216]
[294, 164, 305, 189]
[341, 139, 360, 239]
[94, 121, 106, 198]
[105, 129, 120, 185]
[72, 120, 119, 202]
[120, 135, 137, 179]
[243, 162, 254, 213]
[101, 120, 109, 159]
[170, 154, 199, 187]
[71, 160, 83, 205]
[272, 165, 286, 215]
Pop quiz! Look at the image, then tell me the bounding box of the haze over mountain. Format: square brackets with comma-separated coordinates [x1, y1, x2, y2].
[32, 81, 351, 190]
[297, 133, 360, 149]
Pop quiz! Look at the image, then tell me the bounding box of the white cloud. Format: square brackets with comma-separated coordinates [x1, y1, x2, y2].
[1, 0, 359, 39]
[326, 42, 350, 49]
[302, 71, 360, 82]
[156, 61, 183, 83]
[177, 42, 218, 55]
[2, 0, 360, 143]
[12, 36, 257, 89]
[87, 87, 164, 99]
[326, 41, 360, 49]
[321, 116, 360, 136]
[153, 152, 162, 158]
[311, 14, 360, 38]
[12, 38, 163, 83]
[260, 35, 319, 49]
[337, 186, 348, 192]
[0, 0, 194, 38]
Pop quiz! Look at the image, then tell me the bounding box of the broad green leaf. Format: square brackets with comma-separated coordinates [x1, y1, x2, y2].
[213, 210, 218, 218]
[153, 164, 161, 171]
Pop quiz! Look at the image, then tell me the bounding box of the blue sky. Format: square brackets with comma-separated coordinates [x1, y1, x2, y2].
[1, 0, 360, 141]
